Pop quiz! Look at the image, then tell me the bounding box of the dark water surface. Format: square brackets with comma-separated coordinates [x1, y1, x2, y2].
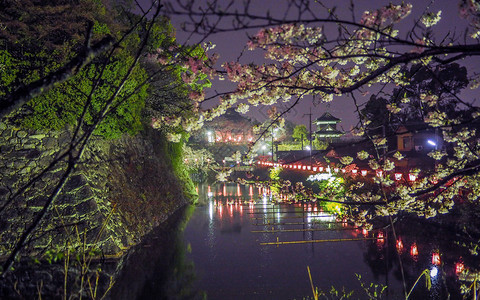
[112, 183, 476, 299]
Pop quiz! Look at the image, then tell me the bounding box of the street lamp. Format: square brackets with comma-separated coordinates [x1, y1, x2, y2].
[206, 131, 213, 143]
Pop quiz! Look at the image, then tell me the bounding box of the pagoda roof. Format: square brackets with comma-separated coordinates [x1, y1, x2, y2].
[314, 112, 341, 124]
[315, 129, 344, 138]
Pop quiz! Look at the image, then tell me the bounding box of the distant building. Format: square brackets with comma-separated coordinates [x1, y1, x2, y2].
[203, 108, 256, 144]
[395, 124, 442, 152]
[314, 112, 344, 141]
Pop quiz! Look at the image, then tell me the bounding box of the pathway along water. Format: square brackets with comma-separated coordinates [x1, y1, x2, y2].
[112, 182, 477, 299]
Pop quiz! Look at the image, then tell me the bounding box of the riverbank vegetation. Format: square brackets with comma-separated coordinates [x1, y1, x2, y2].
[0, 0, 210, 289]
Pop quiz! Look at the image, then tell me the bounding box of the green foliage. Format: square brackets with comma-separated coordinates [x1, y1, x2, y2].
[269, 166, 283, 181]
[163, 131, 198, 202]
[267, 166, 284, 196]
[20, 54, 148, 139]
[292, 124, 308, 142]
[0, 50, 18, 98]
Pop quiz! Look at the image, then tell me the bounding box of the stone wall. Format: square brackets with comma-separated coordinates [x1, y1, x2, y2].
[0, 122, 192, 259]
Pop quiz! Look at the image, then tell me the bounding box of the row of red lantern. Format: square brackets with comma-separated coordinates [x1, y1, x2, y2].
[257, 161, 418, 181]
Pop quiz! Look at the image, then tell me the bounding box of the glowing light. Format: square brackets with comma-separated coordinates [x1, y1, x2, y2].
[432, 252, 441, 265]
[410, 243, 418, 256]
[313, 167, 317, 172]
[395, 173, 403, 181]
[334, 168, 339, 172]
[341, 169, 346, 173]
[409, 173, 417, 181]
[352, 169, 358, 174]
[396, 239, 404, 253]
[377, 232, 385, 245]
[361, 170, 367, 176]
[376, 170, 383, 177]
[427, 140, 436, 146]
[307, 173, 333, 181]
[430, 267, 438, 278]
[302, 166, 306, 170]
[208, 201, 213, 220]
[456, 262, 465, 274]
[307, 165, 311, 170]
[362, 228, 368, 236]
[306, 146, 311, 150]
[319, 167, 324, 172]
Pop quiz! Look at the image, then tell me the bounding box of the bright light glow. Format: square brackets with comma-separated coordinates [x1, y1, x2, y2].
[306, 146, 311, 150]
[410, 243, 418, 256]
[207, 131, 212, 135]
[262, 145, 267, 150]
[396, 239, 404, 252]
[456, 262, 465, 274]
[376, 170, 383, 177]
[209, 201, 213, 220]
[432, 252, 441, 265]
[427, 140, 436, 146]
[361, 170, 367, 176]
[352, 169, 358, 174]
[409, 173, 417, 181]
[307, 211, 336, 223]
[395, 173, 402, 181]
[313, 167, 317, 172]
[430, 267, 438, 278]
[307, 173, 333, 181]
[268, 152, 272, 155]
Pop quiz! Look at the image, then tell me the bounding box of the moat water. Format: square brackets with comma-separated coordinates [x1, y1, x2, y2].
[111, 182, 477, 299]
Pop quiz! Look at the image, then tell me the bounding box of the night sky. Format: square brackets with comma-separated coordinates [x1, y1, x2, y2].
[140, 0, 479, 132]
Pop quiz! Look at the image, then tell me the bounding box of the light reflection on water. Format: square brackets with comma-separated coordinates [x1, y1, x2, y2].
[184, 183, 472, 300]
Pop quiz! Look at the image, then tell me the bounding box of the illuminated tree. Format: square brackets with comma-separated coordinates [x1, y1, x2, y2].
[160, 0, 480, 221]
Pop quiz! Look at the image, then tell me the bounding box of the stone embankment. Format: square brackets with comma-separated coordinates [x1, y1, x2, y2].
[0, 122, 192, 259]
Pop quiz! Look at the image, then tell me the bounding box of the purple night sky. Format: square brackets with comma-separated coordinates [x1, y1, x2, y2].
[139, 0, 479, 132]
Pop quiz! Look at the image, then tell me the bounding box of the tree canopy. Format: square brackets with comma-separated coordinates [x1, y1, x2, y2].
[158, 0, 480, 222]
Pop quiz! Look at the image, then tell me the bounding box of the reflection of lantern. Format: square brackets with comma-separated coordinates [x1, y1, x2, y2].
[455, 262, 465, 274]
[395, 173, 402, 181]
[409, 173, 417, 181]
[361, 170, 367, 176]
[410, 243, 418, 256]
[432, 252, 441, 265]
[313, 167, 318, 172]
[377, 232, 385, 245]
[396, 239, 404, 252]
